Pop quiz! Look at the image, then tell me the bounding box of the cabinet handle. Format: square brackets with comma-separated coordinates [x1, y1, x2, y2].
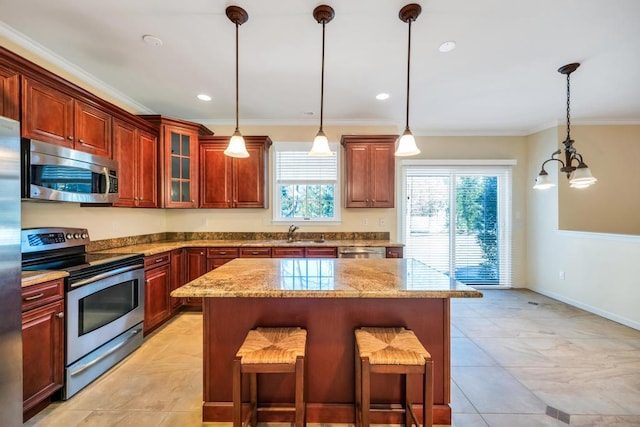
[219, 251, 227, 255]
[57, 312, 64, 318]
[24, 293, 44, 301]
[67, 135, 73, 140]
[200, 252, 204, 255]
[155, 258, 164, 263]
[79, 138, 85, 143]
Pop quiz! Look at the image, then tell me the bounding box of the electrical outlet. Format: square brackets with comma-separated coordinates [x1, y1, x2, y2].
[379, 217, 386, 226]
[363, 218, 369, 226]
[559, 271, 565, 280]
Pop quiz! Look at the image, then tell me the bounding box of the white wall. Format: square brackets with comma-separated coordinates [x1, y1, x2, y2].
[526, 127, 640, 329]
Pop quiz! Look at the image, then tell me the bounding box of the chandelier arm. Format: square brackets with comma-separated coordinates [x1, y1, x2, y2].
[540, 157, 565, 173]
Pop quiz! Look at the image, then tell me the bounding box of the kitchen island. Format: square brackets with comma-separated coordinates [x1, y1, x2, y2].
[171, 257, 482, 425]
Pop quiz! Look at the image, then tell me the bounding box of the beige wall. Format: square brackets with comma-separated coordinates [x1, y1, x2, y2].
[558, 125, 640, 235]
[527, 126, 640, 329]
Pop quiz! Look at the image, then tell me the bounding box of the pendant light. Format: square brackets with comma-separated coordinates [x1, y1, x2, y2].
[395, 3, 422, 157]
[224, 6, 250, 158]
[534, 63, 597, 190]
[309, 5, 335, 157]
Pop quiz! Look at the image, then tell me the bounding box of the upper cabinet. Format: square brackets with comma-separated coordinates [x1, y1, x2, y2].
[140, 115, 213, 208]
[113, 119, 159, 208]
[22, 77, 112, 158]
[341, 135, 397, 208]
[0, 64, 19, 120]
[199, 135, 272, 208]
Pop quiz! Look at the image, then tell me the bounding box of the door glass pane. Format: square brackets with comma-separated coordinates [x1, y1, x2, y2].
[181, 182, 190, 202]
[78, 280, 138, 335]
[171, 157, 180, 179]
[171, 132, 180, 154]
[171, 181, 180, 201]
[182, 135, 190, 156]
[182, 158, 190, 179]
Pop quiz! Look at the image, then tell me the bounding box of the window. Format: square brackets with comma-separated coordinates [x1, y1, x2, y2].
[273, 142, 340, 223]
[401, 161, 513, 287]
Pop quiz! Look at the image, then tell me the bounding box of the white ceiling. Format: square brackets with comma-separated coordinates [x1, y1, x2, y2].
[1, 0, 639, 135]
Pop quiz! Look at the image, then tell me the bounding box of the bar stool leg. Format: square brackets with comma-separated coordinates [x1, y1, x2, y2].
[249, 373, 257, 427]
[424, 359, 434, 427]
[361, 358, 371, 427]
[295, 356, 305, 427]
[355, 344, 362, 427]
[233, 358, 242, 427]
[404, 373, 411, 427]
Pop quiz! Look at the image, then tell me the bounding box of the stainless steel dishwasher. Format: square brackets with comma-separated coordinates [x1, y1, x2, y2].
[337, 246, 386, 258]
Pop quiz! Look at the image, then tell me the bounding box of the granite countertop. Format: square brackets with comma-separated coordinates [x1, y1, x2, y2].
[171, 258, 482, 299]
[97, 239, 403, 257]
[21, 270, 69, 288]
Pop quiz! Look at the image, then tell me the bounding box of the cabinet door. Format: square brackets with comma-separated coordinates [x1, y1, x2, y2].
[344, 144, 371, 208]
[385, 247, 404, 258]
[164, 125, 199, 208]
[200, 142, 233, 208]
[22, 77, 74, 148]
[369, 143, 395, 208]
[144, 263, 171, 334]
[22, 300, 64, 413]
[0, 65, 19, 120]
[74, 99, 112, 158]
[112, 120, 137, 207]
[184, 248, 207, 309]
[137, 130, 159, 208]
[233, 141, 268, 208]
[170, 249, 185, 311]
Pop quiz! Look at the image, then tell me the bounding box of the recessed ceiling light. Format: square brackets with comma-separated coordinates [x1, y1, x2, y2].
[197, 94, 212, 101]
[142, 34, 163, 47]
[438, 40, 456, 53]
[376, 93, 390, 100]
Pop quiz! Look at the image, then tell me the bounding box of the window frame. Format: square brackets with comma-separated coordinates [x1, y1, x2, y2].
[272, 141, 341, 224]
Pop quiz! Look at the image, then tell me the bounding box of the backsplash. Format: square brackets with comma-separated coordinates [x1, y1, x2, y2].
[87, 231, 391, 252]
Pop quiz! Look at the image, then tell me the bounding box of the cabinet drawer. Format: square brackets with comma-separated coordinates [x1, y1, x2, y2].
[305, 247, 337, 258]
[207, 247, 239, 258]
[22, 279, 64, 312]
[144, 252, 170, 269]
[240, 248, 272, 258]
[272, 247, 305, 258]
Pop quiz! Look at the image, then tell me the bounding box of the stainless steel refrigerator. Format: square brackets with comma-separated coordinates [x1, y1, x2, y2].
[0, 116, 23, 426]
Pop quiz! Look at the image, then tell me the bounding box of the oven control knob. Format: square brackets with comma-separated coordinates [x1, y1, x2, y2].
[73, 233, 81, 239]
[81, 233, 88, 239]
[66, 233, 73, 240]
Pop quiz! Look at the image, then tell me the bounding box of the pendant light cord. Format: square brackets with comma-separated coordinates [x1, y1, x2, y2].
[319, 20, 326, 133]
[405, 19, 412, 132]
[235, 21, 240, 133]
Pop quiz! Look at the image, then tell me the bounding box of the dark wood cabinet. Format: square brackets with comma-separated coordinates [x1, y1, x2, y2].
[0, 64, 19, 120]
[144, 253, 171, 335]
[170, 249, 186, 311]
[385, 247, 404, 258]
[199, 135, 271, 208]
[305, 247, 337, 258]
[113, 119, 158, 208]
[22, 77, 112, 158]
[184, 248, 210, 309]
[341, 135, 397, 208]
[21, 279, 64, 421]
[240, 247, 272, 258]
[140, 115, 213, 208]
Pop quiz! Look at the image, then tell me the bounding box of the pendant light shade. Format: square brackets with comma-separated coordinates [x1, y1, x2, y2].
[309, 5, 335, 157]
[534, 63, 597, 190]
[224, 6, 249, 158]
[395, 4, 422, 157]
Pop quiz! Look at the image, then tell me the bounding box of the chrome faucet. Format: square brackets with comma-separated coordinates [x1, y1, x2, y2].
[287, 225, 299, 242]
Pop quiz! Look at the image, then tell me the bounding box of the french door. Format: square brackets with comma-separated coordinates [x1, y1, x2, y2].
[401, 162, 512, 287]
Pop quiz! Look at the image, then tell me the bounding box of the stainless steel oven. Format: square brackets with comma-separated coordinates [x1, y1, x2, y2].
[21, 227, 144, 399]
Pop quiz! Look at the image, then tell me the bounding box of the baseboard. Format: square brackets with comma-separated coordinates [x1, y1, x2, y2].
[532, 288, 640, 331]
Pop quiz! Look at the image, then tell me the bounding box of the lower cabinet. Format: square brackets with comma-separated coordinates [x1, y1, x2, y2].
[385, 247, 404, 258]
[170, 248, 186, 311]
[144, 252, 171, 335]
[22, 279, 64, 422]
[184, 248, 209, 310]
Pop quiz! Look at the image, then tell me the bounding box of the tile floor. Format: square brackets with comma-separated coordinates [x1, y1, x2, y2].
[25, 289, 640, 427]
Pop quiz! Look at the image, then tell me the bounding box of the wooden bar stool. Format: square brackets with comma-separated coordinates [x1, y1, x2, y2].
[233, 327, 307, 427]
[354, 327, 433, 427]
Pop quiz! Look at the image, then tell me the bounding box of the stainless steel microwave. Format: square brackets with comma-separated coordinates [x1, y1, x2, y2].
[21, 139, 119, 203]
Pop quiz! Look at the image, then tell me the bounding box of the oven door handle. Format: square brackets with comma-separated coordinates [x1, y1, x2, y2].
[70, 264, 144, 288]
[68, 328, 141, 377]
